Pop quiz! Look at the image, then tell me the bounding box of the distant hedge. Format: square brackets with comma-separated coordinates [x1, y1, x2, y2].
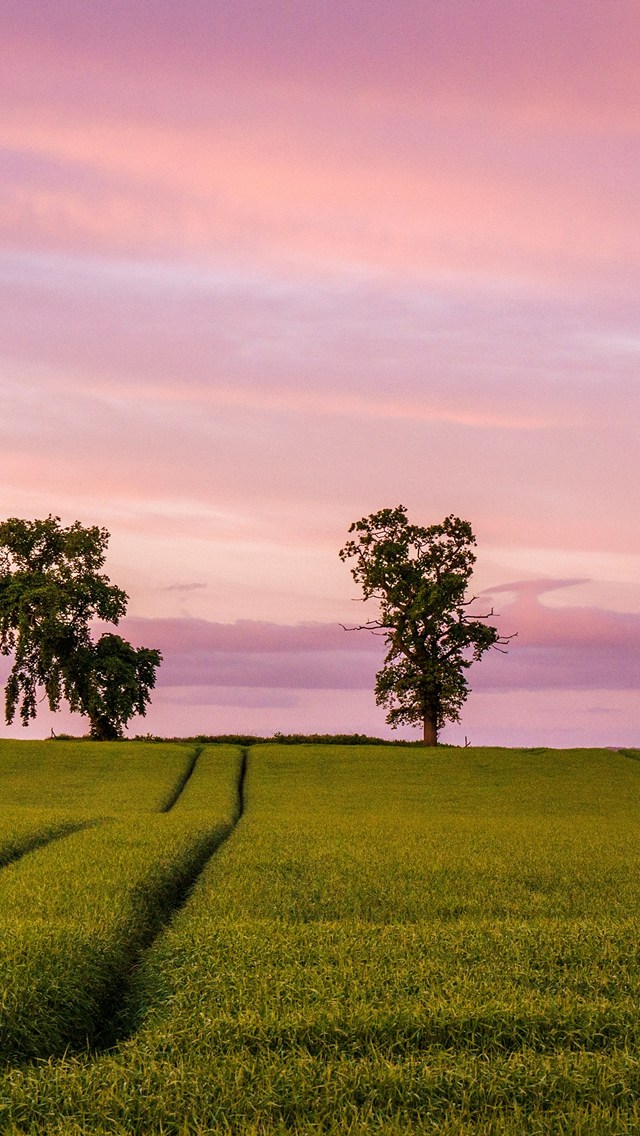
[137, 733, 430, 747]
[48, 731, 451, 746]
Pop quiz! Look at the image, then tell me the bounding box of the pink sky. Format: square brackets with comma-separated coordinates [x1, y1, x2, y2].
[1, 1, 639, 745]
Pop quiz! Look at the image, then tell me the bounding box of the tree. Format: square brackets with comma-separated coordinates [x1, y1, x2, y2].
[67, 633, 163, 741]
[339, 506, 511, 746]
[0, 516, 162, 740]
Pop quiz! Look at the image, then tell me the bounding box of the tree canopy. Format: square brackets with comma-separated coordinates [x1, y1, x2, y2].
[339, 506, 510, 745]
[0, 516, 161, 739]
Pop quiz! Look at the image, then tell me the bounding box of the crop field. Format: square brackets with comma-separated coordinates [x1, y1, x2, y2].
[1, 742, 640, 1133]
[0, 739, 200, 813]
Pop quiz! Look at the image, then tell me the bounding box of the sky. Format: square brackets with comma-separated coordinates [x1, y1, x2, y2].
[1, 0, 639, 745]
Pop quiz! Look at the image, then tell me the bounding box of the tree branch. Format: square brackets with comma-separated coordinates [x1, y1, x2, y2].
[340, 621, 389, 636]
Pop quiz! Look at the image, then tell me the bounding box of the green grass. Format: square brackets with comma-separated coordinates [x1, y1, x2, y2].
[1, 743, 640, 1132]
[0, 738, 209, 872]
[171, 742, 244, 818]
[0, 738, 198, 813]
[0, 743, 241, 1063]
[195, 745, 640, 923]
[0, 810, 91, 866]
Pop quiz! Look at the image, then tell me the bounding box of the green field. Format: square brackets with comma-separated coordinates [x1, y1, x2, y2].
[0, 740, 640, 1132]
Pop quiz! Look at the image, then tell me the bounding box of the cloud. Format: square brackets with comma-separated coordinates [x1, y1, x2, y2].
[121, 617, 380, 654]
[114, 584, 640, 696]
[4, 1, 638, 128]
[474, 580, 640, 691]
[483, 579, 640, 648]
[2, 588, 640, 745]
[157, 686, 299, 709]
[118, 617, 383, 691]
[2, 246, 640, 572]
[163, 582, 207, 592]
[2, 1, 639, 287]
[474, 647, 640, 694]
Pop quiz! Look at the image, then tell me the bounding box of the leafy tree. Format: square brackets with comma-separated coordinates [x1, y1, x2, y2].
[68, 633, 163, 741]
[339, 506, 511, 746]
[0, 516, 162, 740]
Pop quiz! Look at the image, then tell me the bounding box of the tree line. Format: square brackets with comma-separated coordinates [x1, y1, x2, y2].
[0, 508, 510, 744]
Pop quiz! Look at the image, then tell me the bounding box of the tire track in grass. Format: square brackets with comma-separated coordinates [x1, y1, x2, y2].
[0, 819, 101, 871]
[617, 748, 640, 763]
[0, 737, 203, 879]
[159, 745, 204, 812]
[93, 746, 250, 1052]
[0, 738, 196, 876]
[235, 744, 248, 822]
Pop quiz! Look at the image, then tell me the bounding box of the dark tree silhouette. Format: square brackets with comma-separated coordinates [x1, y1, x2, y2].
[339, 506, 511, 745]
[0, 516, 161, 740]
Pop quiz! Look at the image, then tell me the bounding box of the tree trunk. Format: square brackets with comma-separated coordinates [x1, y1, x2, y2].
[89, 714, 121, 741]
[423, 713, 438, 747]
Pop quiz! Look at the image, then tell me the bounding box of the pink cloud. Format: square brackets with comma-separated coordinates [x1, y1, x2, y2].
[473, 581, 640, 691]
[2, 2, 639, 285]
[484, 580, 640, 648]
[3, 1, 638, 127]
[2, 105, 636, 285]
[119, 617, 382, 691]
[121, 618, 377, 654]
[2, 586, 640, 743]
[475, 648, 640, 693]
[86, 378, 547, 431]
[108, 585, 640, 696]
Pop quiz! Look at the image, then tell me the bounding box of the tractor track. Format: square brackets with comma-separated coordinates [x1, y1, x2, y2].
[160, 744, 204, 812]
[0, 819, 103, 872]
[92, 745, 250, 1052]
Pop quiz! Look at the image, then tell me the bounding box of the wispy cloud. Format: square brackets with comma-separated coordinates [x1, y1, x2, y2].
[164, 582, 207, 593]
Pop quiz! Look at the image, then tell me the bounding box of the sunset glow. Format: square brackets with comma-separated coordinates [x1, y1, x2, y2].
[1, 1, 639, 744]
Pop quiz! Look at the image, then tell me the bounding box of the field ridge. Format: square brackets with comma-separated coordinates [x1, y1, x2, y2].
[94, 823, 239, 1052]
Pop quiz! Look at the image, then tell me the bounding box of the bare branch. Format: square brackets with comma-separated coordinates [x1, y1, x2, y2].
[461, 606, 496, 621]
[340, 621, 388, 635]
[491, 632, 517, 654]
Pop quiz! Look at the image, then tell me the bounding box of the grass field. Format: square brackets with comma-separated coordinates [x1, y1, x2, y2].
[0, 738, 200, 813]
[0, 741, 640, 1132]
